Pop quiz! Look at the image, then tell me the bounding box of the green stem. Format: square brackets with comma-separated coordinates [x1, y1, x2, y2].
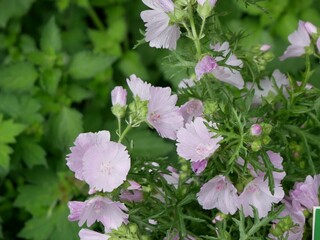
[299, 55, 312, 90]
[117, 117, 122, 137]
[199, 17, 206, 39]
[118, 124, 132, 143]
[188, 3, 201, 57]
[87, 6, 104, 30]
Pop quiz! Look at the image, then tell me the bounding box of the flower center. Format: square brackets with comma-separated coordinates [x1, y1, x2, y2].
[100, 161, 113, 175]
[187, 103, 197, 114]
[215, 180, 225, 191]
[93, 201, 104, 214]
[150, 112, 161, 123]
[195, 143, 212, 157]
[247, 184, 259, 194]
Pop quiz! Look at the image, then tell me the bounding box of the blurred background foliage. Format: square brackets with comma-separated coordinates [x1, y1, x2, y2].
[0, 0, 319, 239]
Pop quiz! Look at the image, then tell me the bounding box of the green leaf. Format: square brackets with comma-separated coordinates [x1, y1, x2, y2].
[18, 205, 79, 240]
[14, 172, 59, 215]
[17, 137, 47, 168]
[0, 144, 12, 178]
[47, 107, 83, 151]
[40, 17, 61, 53]
[67, 84, 93, 102]
[69, 51, 116, 80]
[128, 128, 174, 158]
[0, 94, 43, 125]
[0, 62, 38, 92]
[0, 0, 36, 28]
[40, 68, 62, 96]
[0, 117, 25, 144]
[118, 51, 149, 80]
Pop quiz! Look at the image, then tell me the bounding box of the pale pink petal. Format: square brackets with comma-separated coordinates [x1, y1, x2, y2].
[126, 74, 151, 101]
[82, 142, 130, 192]
[79, 229, 110, 240]
[176, 117, 222, 162]
[197, 175, 239, 214]
[147, 87, 183, 140]
[66, 131, 111, 180]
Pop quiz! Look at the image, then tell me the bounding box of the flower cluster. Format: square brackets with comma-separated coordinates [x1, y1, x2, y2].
[64, 1, 320, 239]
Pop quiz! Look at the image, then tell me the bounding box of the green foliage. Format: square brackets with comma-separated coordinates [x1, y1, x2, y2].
[0, 116, 25, 177]
[0, 0, 319, 239]
[0, 62, 38, 92]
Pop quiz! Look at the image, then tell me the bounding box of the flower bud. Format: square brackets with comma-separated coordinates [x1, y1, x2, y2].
[111, 86, 127, 107]
[260, 44, 271, 52]
[251, 140, 262, 152]
[197, 0, 217, 20]
[250, 124, 263, 136]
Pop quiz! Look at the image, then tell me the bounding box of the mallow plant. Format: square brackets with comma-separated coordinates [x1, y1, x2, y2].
[66, 0, 320, 239]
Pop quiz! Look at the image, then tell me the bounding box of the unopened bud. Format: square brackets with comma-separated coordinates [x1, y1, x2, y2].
[197, 0, 217, 20]
[260, 44, 271, 52]
[250, 124, 263, 136]
[111, 86, 127, 107]
[251, 140, 262, 152]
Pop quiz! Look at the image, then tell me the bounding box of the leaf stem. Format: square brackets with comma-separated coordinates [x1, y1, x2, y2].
[188, 3, 201, 57]
[86, 5, 105, 30]
[118, 123, 132, 143]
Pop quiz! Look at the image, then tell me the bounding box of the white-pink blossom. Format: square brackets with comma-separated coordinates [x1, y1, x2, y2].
[279, 21, 311, 61]
[66, 131, 111, 181]
[210, 42, 244, 89]
[82, 141, 130, 192]
[176, 117, 222, 162]
[239, 174, 285, 218]
[71, 196, 128, 231]
[141, 0, 180, 50]
[126, 74, 151, 101]
[147, 86, 183, 140]
[79, 229, 110, 240]
[179, 99, 203, 124]
[197, 175, 239, 214]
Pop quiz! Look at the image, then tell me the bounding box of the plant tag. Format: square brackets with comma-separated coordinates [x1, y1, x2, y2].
[313, 207, 320, 240]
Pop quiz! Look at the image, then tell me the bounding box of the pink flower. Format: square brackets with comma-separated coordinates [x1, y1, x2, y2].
[279, 21, 311, 61]
[317, 37, 320, 53]
[176, 117, 222, 162]
[239, 174, 284, 218]
[266, 150, 286, 183]
[141, 0, 180, 50]
[82, 141, 130, 192]
[179, 99, 203, 124]
[246, 69, 289, 105]
[68, 201, 85, 221]
[250, 124, 262, 136]
[147, 86, 184, 140]
[210, 42, 244, 89]
[195, 56, 218, 80]
[260, 44, 271, 52]
[72, 196, 128, 231]
[304, 21, 317, 35]
[197, 175, 239, 214]
[120, 181, 143, 203]
[197, 0, 217, 6]
[126, 74, 151, 101]
[111, 86, 127, 107]
[162, 166, 179, 188]
[280, 197, 305, 225]
[178, 78, 195, 89]
[120, 189, 143, 203]
[79, 229, 110, 240]
[191, 159, 208, 175]
[66, 131, 111, 181]
[290, 175, 320, 211]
